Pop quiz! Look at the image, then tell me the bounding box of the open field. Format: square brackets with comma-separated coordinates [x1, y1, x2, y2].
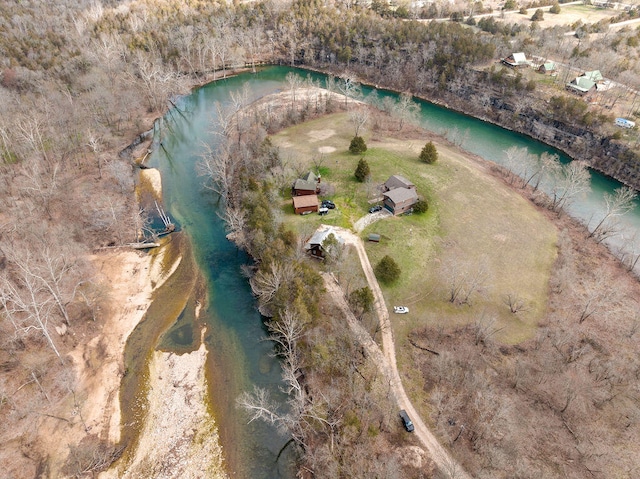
[273, 110, 557, 347]
[498, 4, 620, 28]
[272, 107, 640, 477]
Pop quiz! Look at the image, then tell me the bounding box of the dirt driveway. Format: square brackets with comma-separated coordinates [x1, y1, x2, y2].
[323, 226, 469, 478]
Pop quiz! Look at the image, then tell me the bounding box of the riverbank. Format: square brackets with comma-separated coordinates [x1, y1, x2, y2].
[34, 246, 171, 476]
[99, 332, 227, 479]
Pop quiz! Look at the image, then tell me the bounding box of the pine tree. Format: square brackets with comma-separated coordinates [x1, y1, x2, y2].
[420, 141, 438, 164]
[374, 255, 401, 284]
[349, 136, 367, 154]
[354, 158, 370, 182]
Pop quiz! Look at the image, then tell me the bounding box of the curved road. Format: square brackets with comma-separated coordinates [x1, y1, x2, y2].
[323, 226, 469, 478]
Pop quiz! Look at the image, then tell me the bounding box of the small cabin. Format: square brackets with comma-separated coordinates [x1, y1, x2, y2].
[566, 76, 596, 96]
[538, 61, 557, 75]
[305, 226, 344, 258]
[292, 195, 319, 215]
[292, 171, 321, 196]
[368, 233, 381, 243]
[502, 52, 530, 68]
[615, 118, 635, 129]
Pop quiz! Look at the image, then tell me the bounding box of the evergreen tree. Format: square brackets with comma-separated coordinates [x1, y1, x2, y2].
[413, 199, 429, 213]
[349, 136, 367, 154]
[374, 255, 401, 284]
[349, 286, 374, 317]
[420, 141, 438, 164]
[531, 8, 544, 21]
[354, 158, 370, 182]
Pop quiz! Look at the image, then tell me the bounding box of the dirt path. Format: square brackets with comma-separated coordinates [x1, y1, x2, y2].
[325, 226, 470, 478]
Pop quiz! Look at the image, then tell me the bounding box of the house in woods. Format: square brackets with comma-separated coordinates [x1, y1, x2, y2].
[538, 61, 557, 75]
[292, 194, 319, 215]
[292, 171, 321, 196]
[384, 175, 415, 192]
[566, 70, 607, 96]
[583, 70, 604, 83]
[305, 226, 344, 258]
[384, 187, 419, 216]
[566, 76, 597, 95]
[502, 52, 530, 68]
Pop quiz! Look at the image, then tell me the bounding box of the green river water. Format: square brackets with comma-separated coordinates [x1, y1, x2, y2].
[123, 65, 640, 478]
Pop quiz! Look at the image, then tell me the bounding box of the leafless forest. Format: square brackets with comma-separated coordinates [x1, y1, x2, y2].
[2, 0, 640, 477]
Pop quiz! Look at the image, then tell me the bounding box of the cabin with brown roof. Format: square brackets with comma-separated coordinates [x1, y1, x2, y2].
[384, 175, 415, 192]
[292, 195, 319, 215]
[383, 187, 418, 216]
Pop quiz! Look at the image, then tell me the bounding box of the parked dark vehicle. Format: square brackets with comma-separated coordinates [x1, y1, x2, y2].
[369, 205, 383, 213]
[399, 410, 414, 432]
[321, 200, 336, 209]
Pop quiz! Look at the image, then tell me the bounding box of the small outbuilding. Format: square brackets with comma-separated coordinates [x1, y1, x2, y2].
[538, 61, 557, 74]
[292, 194, 319, 215]
[368, 233, 381, 243]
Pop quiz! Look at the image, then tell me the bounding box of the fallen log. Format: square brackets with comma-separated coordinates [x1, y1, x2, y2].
[408, 337, 440, 355]
[126, 242, 160, 250]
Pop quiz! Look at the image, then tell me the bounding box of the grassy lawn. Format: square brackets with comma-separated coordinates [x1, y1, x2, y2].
[501, 4, 618, 27]
[272, 112, 557, 348]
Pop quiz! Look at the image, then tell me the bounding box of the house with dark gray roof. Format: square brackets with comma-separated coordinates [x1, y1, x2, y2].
[292, 171, 320, 196]
[383, 187, 419, 216]
[305, 226, 344, 258]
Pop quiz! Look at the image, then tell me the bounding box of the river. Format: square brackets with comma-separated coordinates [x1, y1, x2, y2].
[141, 65, 638, 478]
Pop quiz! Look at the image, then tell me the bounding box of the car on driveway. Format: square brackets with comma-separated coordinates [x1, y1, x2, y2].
[369, 205, 383, 214]
[321, 200, 336, 209]
[318, 207, 329, 216]
[399, 410, 415, 432]
[393, 306, 409, 314]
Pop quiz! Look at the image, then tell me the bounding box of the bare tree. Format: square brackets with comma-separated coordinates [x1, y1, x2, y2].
[394, 92, 420, 130]
[0, 259, 63, 361]
[472, 313, 503, 346]
[503, 292, 528, 314]
[547, 160, 591, 213]
[131, 53, 180, 112]
[588, 186, 637, 243]
[337, 72, 361, 107]
[349, 108, 369, 137]
[197, 140, 235, 203]
[249, 261, 297, 307]
[441, 257, 489, 306]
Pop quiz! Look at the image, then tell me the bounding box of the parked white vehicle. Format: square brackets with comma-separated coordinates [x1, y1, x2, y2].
[393, 306, 409, 314]
[615, 118, 635, 129]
